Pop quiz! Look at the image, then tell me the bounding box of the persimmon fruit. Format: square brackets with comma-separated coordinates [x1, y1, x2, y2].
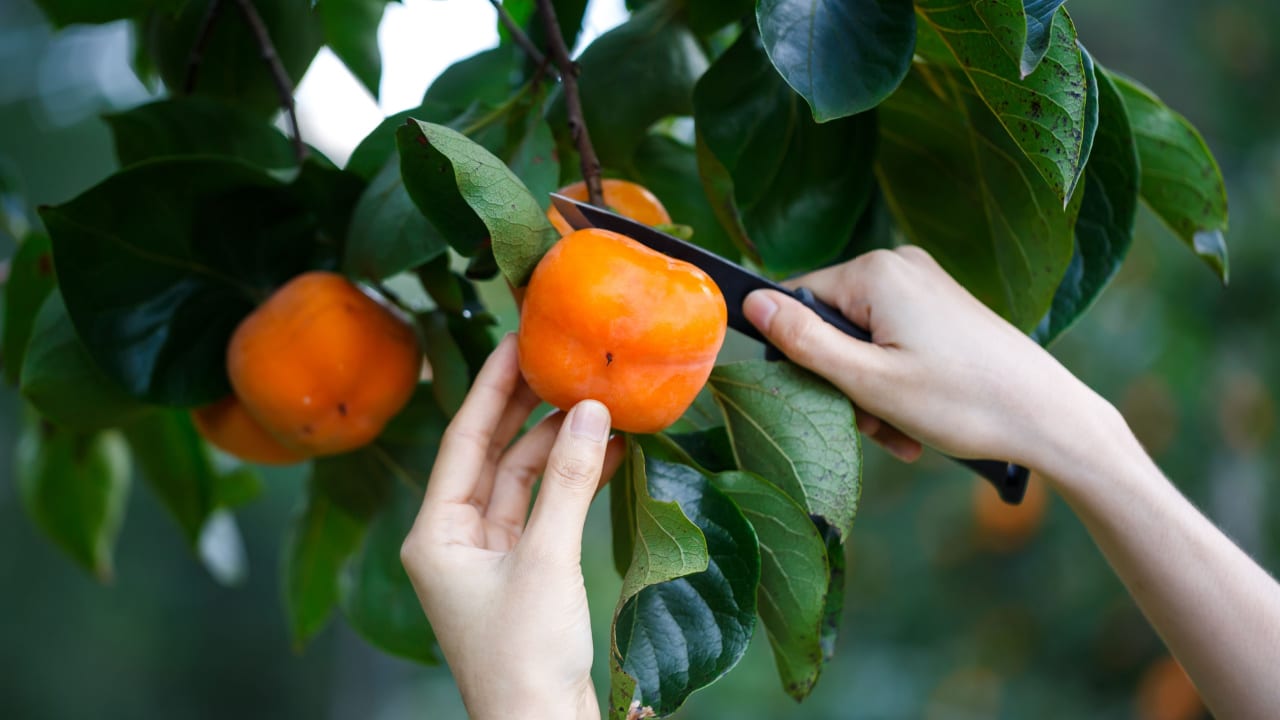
[192, 395, 310, 465]
[227, 271, 422, 456]
[973, 473, 1048, 551]
[517, 227, 727, 434]
[547, 179, 672, 236]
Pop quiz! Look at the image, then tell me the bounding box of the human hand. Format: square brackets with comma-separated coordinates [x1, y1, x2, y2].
[400, 336, 626, 720]
[742, 247, 1115, 472]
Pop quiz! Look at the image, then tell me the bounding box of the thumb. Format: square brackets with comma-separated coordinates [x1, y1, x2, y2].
[743, 289, 887, 387]
[521, 399, 612, 561]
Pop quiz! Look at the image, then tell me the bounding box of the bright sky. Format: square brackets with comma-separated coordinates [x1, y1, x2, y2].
[295, 0, 630, 165]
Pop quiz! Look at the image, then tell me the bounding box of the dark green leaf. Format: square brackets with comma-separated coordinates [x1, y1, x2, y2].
[346, 102, 459, 181]
[343, 157, 448, 281]
[756, 0, 915, 121]
[33, 0, 182, 26]
[610, 438, 758, 716]
[708, 360, 860, 541]
[3, 233, 56, 385]
[1022, 0, 1068, 76]
[630, 134, 737, 261]
[694, 131, 756, 264]
[339, 482, 439, 664]
[501, 101, 560, 207]
[816, 519, 845, 660]
[397, 120, 558, 286]
[712, 471, 829, 700]
[1109, 71, 1230, 282]
[1073, 43, 1102, 200]
[312, 450, 395, 521]
[21, 293, 151, 431]
[694, 31, 876, 275]
[288, 157, 367, 250]
[318, 0, 389, 98]
[104, 96, 296, 169]
[211, 467, 265, 509]
[666, 426, 736, 474]
[876, 64, 1080, 330]
[144, 0, 324, 118]
[123, 410, 220, 545]
[283, 475, 368, 648]
[372, 382, 451, 488]
[423, 45, 522, 110]
[16, 419, 131, 582]
[1033, 66, 1139, 345]
[418, 311, 469, 417]
[573, 4, 708, 169]
[525, 0, 588, 55]
[916, 0, 1088, 201]
[688, 0, 752, 36]
[40, 157, 326, 406]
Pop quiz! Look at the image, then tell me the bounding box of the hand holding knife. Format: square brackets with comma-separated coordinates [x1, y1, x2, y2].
[550, 192, 1030, 505]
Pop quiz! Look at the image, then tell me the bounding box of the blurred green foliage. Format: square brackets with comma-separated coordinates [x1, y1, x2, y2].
[1, 0, 1277, 717]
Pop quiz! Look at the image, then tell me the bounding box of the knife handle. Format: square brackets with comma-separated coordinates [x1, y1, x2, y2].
[764, 287, 1031, 506]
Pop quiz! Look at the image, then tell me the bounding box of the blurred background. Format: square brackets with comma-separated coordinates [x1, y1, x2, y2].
[1, 0, 1276, 717]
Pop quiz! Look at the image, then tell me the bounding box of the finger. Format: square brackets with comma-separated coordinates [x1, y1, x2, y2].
[868, 420, 924, 463]
[469, 379, 545, 507]
[520, 400, 612, 561]
[423, 335, 522, 508]
[485, 410, 567, 534]
[855, 409, 882, 436]
[743, 288, 890, 396]
[779, 249, 903, 330]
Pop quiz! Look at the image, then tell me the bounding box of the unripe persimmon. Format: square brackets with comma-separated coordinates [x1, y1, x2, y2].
[227, 271, 422, 456]
[517, 228, 727, 433]
[547, 179, 672, 236]
[192, 395, 310, 465]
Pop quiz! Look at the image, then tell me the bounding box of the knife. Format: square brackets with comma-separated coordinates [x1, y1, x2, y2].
[550, 193, 1030, 505]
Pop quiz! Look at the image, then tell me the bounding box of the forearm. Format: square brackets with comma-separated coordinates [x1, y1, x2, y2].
[1034, 396, 1280, 719]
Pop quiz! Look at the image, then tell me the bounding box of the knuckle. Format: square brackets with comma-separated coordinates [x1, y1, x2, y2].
[548, 453, 600, 491]
[894, 245, 933, 265]
[776, 311, 824, 362]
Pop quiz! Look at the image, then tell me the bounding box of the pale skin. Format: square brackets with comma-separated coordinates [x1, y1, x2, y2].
[402, 246, 1280, 719]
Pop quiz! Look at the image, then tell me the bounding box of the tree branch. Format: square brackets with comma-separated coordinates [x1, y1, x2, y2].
[232, 0, 307, 163]
[183, 0, 226, 94]
[488, 0, 551, 71]
[535, 0, 604, 207]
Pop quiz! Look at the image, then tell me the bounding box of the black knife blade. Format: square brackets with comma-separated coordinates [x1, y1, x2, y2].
[547, 193, 1030, 505]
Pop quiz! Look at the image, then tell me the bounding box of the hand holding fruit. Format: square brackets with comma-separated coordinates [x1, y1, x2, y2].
[400, 337, 625, 720]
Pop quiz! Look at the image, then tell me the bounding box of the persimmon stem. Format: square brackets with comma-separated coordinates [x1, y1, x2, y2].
[535, 0, 604, 207]
[184, 0, 226, 94]
[488, 0, 552, 72]
[232, 0, 307, 163]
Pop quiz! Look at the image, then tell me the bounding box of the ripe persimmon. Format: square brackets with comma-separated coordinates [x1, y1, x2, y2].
[192, 395, 310, 465]
[227, 271, 422, 456]
[1136, 655, 1205, 720]
[517, 227, 726, 433]
[973, 473, 1048, 551]
[547, 179, 672, 236]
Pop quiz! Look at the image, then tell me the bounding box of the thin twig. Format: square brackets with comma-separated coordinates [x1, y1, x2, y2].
[232, 0, 307, 163]
[183, 0, 226, 94]
[488, 0, 551, 71]
[535, 0, 604, 207]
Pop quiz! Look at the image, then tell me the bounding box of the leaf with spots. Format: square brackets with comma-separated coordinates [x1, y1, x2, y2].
[915, 0, 1089, 202]
[608, 437, 759, 718]
[708, 360, 861, 541]
[396, 119, 559, 287]
[1108, 71, 1229, 283]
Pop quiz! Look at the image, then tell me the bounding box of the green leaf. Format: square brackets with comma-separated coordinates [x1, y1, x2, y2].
[666, 426, 736, 474]
[630, 134, 737, 261]
[123, 410, 220, 545]
[346, 102, 459, 181]
[39, 157, 327, 406]
[816, 520, 845, 659]
[755, 0, 915, 121]
[688, 0, 753, 36]
[422, 45, 522, 110]
[916, 0, 1088, 201]
[339, 482, 439, 664]
[1033, 65, 1139, 345]
[343, 157, 448, 281]
[1072, 43, 1102, 200]
[1109, 71, 1230, 283]
[1022, 0, 1069, 76]
[610, 438, 758, 717]
[287, 157, 367, 249]
[573, 3, 708, 169]
[712, 471, 830, 700]
[103, 97, 296, 169]
[21, 293, 151, 431]
[371, 382, 451, 488]
[16, 419, 131, 582]
[694, 30, 877, 275]
[2, 233, 56, 385]
[283, 474, 368, 649]
[708, 360, 860, 541]
[397, 120, 558, 286]
[318, 0, 389, 98]
[418, 311, 470, 417]
[33, 0, 183, 26]
[212, 467, 265, 510]
[876, 64, 1080, 331]
[144, 0, 324, 118]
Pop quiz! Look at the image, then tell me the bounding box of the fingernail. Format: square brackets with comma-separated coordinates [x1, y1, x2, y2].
[743, 291, 779, 332]
[570, 400, 610, 443]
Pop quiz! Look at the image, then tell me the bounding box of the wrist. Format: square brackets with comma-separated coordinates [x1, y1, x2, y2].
[1025, 384, 1143, 500]
[462, 677, 599, 720]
